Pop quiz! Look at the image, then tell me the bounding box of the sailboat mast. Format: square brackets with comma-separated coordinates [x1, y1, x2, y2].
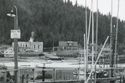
[110, 0, 115, 83]
[91, 0, 94, 71]
[84, 34, 86, 81]
[96, 0, 98, 54]
[114, 0, 120, 68]
[85, 0, 88, 82]
[85, 0, 88, 38]
[110, 0, 113, 51]
[95, 0, 98, 83]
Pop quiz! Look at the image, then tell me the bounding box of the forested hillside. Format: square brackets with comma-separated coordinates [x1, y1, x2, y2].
[0, 0, 125, 49]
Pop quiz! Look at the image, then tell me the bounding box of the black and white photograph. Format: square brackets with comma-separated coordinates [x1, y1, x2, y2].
[0, 0, 124, 83]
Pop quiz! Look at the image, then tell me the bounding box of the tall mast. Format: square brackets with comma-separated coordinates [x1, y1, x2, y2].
[110, 0, 115, 83]
[114, 0, 120, 68]
[95, 0, 98, 83]
[91, 0, 94, 71]
[96, 0, 98, 55]
[85, 0, 88, 82]
[110, 0, 113, 52]
[84, 34, 86, 81]
[85, 0, 88, 38]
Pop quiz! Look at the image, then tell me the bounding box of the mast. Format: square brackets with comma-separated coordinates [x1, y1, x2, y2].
[85, 0, 88, 38]
[110, 0, 113, 52]
[114, 0, 120, 68]
[96, 0, 99, 57]
[84, 34, 86, 81]
[110, 0, 115, 83]
[95, 0, 98, 83]
[85, 0, 88, 82]
[91, 0, 94, 72]
[86, 1, 92, 83]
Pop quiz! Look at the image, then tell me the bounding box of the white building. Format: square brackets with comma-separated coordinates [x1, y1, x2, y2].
[4, 41, 43, 57]
[12, 42, 43, 52]
[18, 42, 43, 52]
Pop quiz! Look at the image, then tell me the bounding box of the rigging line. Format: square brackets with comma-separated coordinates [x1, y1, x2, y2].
[86, 36, 109, 83]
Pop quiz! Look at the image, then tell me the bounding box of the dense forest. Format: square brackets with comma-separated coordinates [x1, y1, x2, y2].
[0, 0, 125, 53]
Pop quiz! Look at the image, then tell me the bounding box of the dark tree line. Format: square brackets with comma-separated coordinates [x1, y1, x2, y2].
[0, 0, 125, 51]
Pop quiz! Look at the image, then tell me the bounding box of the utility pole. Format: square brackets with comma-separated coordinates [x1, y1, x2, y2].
[7, 4, 19, 83]
[9, 0, 19, 82]
[14, 5, 19, 83]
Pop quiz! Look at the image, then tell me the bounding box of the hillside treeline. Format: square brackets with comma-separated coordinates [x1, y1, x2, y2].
[0, 0, 125, 50]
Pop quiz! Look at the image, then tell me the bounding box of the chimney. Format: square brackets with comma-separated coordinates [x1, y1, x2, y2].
[29, 31, 35, 42]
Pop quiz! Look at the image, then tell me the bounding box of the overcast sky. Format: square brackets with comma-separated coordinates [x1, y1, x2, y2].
[70, 0, 124, 21]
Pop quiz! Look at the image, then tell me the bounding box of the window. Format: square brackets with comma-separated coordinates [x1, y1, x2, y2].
[26, 44, 27, 47]
[34, 45, 35, 49]
[38, 45, 39, 49]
